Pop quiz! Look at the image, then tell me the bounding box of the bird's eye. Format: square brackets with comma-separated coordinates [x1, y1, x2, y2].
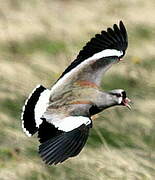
[116, 94, 122, 97]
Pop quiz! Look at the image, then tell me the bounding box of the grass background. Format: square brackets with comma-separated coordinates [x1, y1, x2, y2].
[0, 0, 155, 179]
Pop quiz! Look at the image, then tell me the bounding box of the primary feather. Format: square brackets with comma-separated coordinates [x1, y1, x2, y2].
[57, 21, 128, 81]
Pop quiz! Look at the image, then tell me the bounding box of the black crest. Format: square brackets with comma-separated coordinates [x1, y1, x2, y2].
[57, 21, 128, 81]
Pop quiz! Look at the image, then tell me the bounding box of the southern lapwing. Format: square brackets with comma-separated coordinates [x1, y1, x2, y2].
[21, 21, 130, 165]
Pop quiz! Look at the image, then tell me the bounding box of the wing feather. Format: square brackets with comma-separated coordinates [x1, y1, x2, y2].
[50, 21, 128, 100]
[56, 21, 128, 83]
[39, 124, 91, 165]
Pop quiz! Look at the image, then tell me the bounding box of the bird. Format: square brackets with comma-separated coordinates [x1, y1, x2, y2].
[21, 21, 130, 165]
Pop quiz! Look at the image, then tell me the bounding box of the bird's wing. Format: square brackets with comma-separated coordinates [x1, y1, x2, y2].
[38, 116, 92, 165]
[51, 21, 128, 95]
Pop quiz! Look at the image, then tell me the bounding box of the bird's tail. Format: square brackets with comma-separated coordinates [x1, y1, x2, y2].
[21, 85, 50, 137]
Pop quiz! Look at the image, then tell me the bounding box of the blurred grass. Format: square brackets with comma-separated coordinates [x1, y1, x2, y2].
[0, 0, 155, 180]
[0, 36, 67, 56]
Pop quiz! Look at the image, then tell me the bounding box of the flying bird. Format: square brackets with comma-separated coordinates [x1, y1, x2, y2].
[21, 21, 130, 165]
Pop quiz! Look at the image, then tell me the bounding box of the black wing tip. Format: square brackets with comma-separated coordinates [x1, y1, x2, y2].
[21, 85, 46, 136]
[112, 20, 128, 47]
[119, 20, 126, 31]
[119, 20, 124, 26]
[78, 20, 128, 59]
[56, 21, 128, 81]
[39, 124, 90, 165]
[119, 20, 128, 37]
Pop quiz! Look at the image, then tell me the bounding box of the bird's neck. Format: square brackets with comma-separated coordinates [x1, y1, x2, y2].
[92, 92, 118, 113]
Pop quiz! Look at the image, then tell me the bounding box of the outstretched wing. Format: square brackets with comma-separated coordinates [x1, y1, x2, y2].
[38, 116, 92, 165]
[51, 21, 128, 94]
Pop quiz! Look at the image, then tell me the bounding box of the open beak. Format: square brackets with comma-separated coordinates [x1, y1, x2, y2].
[122, 97, 131, 110]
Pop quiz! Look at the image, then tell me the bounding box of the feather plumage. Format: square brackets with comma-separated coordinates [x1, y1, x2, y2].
[57, 21, 128, 81]
[39, 124, 90, 165]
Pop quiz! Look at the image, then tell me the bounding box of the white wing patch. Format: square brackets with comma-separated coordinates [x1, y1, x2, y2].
[88, 49, 123, 60]
[34, 89, 51, 127]
[51, 116, 91, 132]
[51, 49, 123, 93]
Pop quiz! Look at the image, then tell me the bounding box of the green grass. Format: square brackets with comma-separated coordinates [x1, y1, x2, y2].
[1, 98, 22, 119]
[140, 58, 155, 70]
[0, 148, 14, 162]
[0, 36, 67, 56]
[24, 171, 47, 180]
[133, 25, 154, 40]
[88, 126, 135, 149]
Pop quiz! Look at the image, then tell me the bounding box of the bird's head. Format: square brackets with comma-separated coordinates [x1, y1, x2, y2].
[109, 89, 131, 109]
